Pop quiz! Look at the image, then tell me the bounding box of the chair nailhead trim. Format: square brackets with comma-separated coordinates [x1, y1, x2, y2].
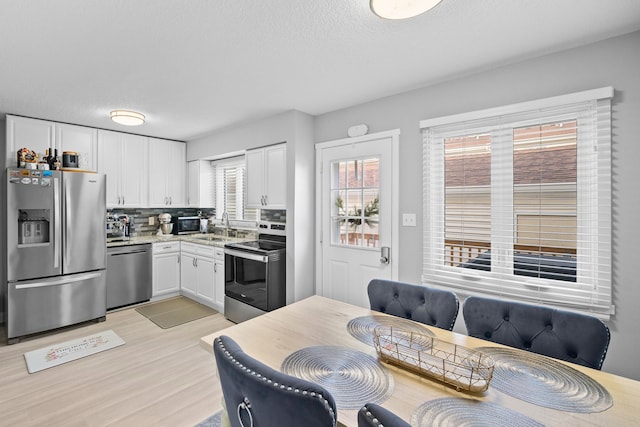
[216, 339, 337, 426]
[363, 406, 384, 427]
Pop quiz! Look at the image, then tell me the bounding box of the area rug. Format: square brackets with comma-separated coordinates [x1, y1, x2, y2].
[194, 410, 223, 427]
[24, 329, 125, 374]
[135, 296, 218, 329]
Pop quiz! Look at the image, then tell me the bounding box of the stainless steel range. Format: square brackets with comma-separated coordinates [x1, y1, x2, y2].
[223, 221, 286, 323]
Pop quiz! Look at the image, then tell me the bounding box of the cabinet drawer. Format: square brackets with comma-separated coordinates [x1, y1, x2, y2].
[181, 241, 215, 258]
[214, 247, 225, 260]
[153, 241, 180, 254]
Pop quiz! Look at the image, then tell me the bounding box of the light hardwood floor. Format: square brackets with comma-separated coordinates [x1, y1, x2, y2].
[0, 304, 234, 427]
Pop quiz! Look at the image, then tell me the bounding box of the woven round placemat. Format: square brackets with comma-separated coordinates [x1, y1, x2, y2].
[411, 397, 544, 427]
[281, 346, 393, 409]
[477, 346, 613, 413]
[347, 315, 435, 346]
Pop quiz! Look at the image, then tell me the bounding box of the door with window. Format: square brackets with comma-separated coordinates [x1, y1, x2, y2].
[316, 130, 398, 308]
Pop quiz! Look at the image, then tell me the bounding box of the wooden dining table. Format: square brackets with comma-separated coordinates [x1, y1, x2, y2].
[200, 295, 640, 426]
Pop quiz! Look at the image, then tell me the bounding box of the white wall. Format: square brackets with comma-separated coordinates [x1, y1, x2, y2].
[314, 31, 640, 381]
[187, 110, 317, 304]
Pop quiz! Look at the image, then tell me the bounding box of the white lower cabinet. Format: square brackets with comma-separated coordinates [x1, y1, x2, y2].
[151, 240, 224, 311]
[180, 242, 222, 311]
[152, 242, 181, 297]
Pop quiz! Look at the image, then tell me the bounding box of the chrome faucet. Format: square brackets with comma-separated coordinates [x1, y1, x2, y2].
[222, 211, 230, 228]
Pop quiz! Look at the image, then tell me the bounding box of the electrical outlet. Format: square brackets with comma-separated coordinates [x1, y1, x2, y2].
[402, 213, 417, 227]
[149, 216, 155, 226]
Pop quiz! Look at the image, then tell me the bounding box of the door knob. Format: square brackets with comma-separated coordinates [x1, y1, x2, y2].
[380, 246, 390, 264]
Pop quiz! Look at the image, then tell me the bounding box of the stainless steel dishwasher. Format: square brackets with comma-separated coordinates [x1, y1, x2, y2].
[106, 244, 152, 310]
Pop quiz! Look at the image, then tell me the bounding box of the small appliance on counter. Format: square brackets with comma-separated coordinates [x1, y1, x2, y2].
[170, 215, 201, 234]
[106, 213, 130, 241]
[158, 213, 173, 235]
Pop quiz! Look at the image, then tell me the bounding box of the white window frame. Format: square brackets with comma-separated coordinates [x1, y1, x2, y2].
[420, 87, 614, 319]
[212, 155, 257, 224]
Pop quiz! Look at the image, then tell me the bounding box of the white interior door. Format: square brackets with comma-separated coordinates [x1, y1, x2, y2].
[316, 130, 399, 308]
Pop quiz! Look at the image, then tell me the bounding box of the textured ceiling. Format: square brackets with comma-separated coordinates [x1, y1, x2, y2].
[1, 0, 639, 141]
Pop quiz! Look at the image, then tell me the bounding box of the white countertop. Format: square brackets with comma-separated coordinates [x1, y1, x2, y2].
[107, 233, 247, 248]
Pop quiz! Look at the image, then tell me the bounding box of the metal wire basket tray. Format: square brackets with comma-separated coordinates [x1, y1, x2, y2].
[373, 326, 494, 392]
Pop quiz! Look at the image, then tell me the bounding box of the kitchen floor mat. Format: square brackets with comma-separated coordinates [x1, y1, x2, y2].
[135, 296, 218, 329]
[24, 329, 125, 374]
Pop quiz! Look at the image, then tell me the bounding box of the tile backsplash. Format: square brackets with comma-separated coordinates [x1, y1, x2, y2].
[108, 207, 215, 236]
[107, 208, 285, 237]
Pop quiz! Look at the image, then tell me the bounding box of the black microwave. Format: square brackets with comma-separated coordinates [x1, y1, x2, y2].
[171, 216, 201, 235]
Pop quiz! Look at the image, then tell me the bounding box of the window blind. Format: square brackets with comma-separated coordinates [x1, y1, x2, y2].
[421, 88, 613, 318]
[213, 156, 256, 221]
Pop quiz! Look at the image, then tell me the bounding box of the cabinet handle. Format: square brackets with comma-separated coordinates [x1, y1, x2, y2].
[214, 264, 217, 272]
[264, 195, 268, 206]
[122, 196, 125, 205]
[169, 196, 172, 205]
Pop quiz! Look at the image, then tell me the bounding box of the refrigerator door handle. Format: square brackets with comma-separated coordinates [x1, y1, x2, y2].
[53, 177, 61, 269]
[65, 182, 71, 265]
[15, 271, 102, 290]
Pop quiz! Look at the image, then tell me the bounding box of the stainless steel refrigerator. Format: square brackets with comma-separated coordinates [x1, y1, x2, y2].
[5, 168, 106, 343]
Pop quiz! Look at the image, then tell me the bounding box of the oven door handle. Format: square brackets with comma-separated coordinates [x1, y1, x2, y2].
[224, 249, 268, 263]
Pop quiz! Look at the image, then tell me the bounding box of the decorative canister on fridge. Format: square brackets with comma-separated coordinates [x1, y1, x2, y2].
[62, 151, 79, 168]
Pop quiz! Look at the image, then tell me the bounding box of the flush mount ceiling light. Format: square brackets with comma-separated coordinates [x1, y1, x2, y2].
[110, 110, 145, 126]
[371, 0, 443, 19]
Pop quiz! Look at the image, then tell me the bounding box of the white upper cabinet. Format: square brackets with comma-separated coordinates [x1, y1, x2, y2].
[246, 143, 286, 209]
[6, 115, 55, 168]
[97, 130, 148, 207]
[56, 123, 98, 171]
[6, 115, 97, 172]
[148, 138, 186, 207]
[187, 160, 215, 208]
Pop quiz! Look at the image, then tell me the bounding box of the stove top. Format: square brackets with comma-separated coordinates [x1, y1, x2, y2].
[228, 240, 285, 251]
[225, 234, 286, 254]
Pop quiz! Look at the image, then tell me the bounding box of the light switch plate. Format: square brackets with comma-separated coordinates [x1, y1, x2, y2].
[149, 216, 155, 226]
[402, 213, 416, 227]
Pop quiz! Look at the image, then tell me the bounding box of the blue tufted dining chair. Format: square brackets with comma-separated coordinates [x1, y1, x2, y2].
[358, 403, 411, 427]
[462, 296, 610, 370]
[367, 279, 459, 331]
[213, 335, 337, 427]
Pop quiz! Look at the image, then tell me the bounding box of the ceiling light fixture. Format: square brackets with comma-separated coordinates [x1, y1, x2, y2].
[370, 0, 443, 20]
[110, 110, 145, 126]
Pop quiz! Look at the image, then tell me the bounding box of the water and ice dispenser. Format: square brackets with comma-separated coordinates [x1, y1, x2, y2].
[17, 209, 50, 245]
